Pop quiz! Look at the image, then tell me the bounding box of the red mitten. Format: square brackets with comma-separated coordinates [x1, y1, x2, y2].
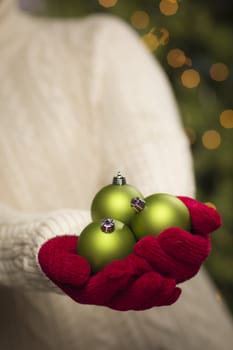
[38, 235, 181, 311]
[38, 197, 221, 309]
[134, 196, 222, 283]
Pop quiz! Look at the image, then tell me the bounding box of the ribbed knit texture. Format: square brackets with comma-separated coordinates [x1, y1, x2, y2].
[0, 2, 232, 350]
[0, 204, 90, 290]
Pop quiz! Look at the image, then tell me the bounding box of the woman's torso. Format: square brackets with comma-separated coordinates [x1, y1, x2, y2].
[0, 6, 232, 350]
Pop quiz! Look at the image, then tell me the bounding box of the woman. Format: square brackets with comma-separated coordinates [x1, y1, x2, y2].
[0, 1, 232, 349]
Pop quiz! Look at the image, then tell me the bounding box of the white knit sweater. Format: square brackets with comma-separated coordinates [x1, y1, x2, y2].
[0, 0, 195, 290]
[0, 2, 232, 350]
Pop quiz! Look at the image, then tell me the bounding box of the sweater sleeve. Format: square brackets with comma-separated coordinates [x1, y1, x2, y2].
[0, 203, 90, 291]
[93, 15, 195, 197]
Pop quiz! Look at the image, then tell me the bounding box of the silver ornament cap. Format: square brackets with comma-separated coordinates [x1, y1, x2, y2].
[101, 218, 115, 233]
[112, 172, 126, 185]
[131, 197, 146, 212]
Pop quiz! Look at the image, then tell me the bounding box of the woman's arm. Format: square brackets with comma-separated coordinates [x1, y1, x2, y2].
[0, 202, 90, 290]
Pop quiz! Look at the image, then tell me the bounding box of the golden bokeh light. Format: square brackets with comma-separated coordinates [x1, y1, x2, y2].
[167, 49, 186, 68]
[181, 69, 200, 88]
[159, 0, 179, 16]
[205, 202, 217, 209]
[159, 28, 170, 45]
[131, 11, 150, 30]
[142, 32, 159, 52]
[142, 27, 169, 51]
[185, 127, 196, 144]
[98, 0, 118, 8]
[202, 130, 221, 150]
[219, 109, 233, 128]
[210, 62, 229, 81]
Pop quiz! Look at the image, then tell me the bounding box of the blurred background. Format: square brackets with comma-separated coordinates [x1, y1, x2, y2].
[20, 0, 233, 314]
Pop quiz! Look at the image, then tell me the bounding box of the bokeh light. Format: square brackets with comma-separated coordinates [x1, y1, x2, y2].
[98, 0, 118, 8]
[181, 69, 200, 88]
[142, 28, 169, 51]
[159, 0, 179, 16]
[130, 10, 150, 29]
[167, 49, 186, 68]
[184, 127, 196, 144]
[209, 63, 229, 82]
[219, 109, 233, 128]
[202, 130, 221, 149]
[142, 32, 159, 52]
[205, 202, 217, 209]
[159, 28, 169, 45]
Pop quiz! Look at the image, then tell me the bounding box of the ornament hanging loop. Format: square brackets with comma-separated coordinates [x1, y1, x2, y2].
[112, 172, 126, 185]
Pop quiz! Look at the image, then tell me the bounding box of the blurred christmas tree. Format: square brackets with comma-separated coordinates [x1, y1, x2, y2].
[28, 0, 233, 313]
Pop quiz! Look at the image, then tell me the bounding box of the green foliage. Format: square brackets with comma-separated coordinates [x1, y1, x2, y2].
[32, 0, 233, 314]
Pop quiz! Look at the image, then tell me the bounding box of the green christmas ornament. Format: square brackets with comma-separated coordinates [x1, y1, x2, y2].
[91, 172, 143, 224]
[77, 218, 136, 274]
[130, 193, 191, 240]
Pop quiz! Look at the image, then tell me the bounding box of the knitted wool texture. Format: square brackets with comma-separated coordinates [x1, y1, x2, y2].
[38, 196, 222, 311]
